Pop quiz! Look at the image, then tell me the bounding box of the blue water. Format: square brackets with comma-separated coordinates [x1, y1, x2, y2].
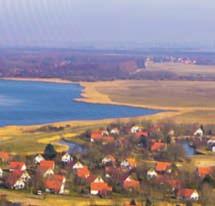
[181, 141, 196, 156]
[0, 80, 160, 126]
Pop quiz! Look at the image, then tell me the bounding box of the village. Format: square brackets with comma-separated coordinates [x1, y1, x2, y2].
[0, 121, 215, 206]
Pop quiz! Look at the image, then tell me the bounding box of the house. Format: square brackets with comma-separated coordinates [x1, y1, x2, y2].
[90, 131, 102, 142]
[197, 167, 214, 178]
[0, 151, 10, 162]
[134, 131, 148, 139]
[121, 158, 137, 170]
[130, 126, 141, 134]
[104, 166, 128, 180]
[34, 154, 44, 164]
[207, 139, 215, 152]
[177, 188, 199, 201]
[61, 153, 73, 164]
[102, 155, 116, 165]
[110, 128, 120, 135]
[72, 161, 84, 170]
[147, 168, 158, 179]
[9, 162, 26, 171]
[194, 128, 204, 138]
[0, 168, 3, 178]
[5, 170, 30, 190]
[155, 176, 182, 191]
[44, 175, 66, 194]
[38, 160, 55, 177]
[151, 142, 166, 152]
[90, 176, 112, 195]
[102, 136, 115, 145]
[123, 176, 140, 191]
[155, 162, 172, 174]
[76, 166, 90, 179]
[101, 129, 109, 136]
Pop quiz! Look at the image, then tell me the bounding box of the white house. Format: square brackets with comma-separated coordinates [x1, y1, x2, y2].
[110, 128, 120, 135]
[120, 160, 130, 169]
[147, 168, 158, 179]
[43, 168, 54, 178]
[90, 176, 112, 195]
[178, 189, 199, 201]
[34, 154, 45, 164]
[6, 171, 31, 190]
[61, 153, 73, 163]
[0, 168, 3, 178]
[194, 128, 204, 138]
[72, 161, 84, 170]
[101, 130, 109, 136]
[102, 155, 115, 165]
[130, 126, 141, 134]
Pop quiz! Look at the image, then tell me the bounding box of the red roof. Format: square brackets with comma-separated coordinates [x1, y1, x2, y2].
[151, 142, 165, 152]
[39, 160, 55, 172]
[123, 177, 140, 190]
[155, 162, 171, 172]
[91, 182, 112, 192]
[76, 166, 90, 179]
[91, 131, 102, 140]
[197, 167, 214, 178]
[44, 175, 65, 193]
[0, 151, 10, 162]
[102, 136, 115, 143]
[9, 162, 25, 170]
[5, 170, 24, 187]
[178, 188, 197, 198]
[134, 131, 148, 139]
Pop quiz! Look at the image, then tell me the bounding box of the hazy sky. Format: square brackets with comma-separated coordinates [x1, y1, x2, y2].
[0, 0, 214, 48]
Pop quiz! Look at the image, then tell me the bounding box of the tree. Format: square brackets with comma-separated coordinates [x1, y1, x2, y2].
[145, 197, 152, 206]
[44, 144, 57, 159]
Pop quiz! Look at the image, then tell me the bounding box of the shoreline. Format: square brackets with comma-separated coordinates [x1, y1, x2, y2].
[0, 77, 171, 128]
[0, 77, 73, 84]
[1, 77, 213, 128]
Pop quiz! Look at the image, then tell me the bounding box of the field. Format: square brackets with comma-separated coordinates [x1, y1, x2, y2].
[79, 80, 215, 124]
[147, 62, 215, 77]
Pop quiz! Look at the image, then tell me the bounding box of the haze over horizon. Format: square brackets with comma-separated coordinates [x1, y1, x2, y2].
[0, 0, 214, 48]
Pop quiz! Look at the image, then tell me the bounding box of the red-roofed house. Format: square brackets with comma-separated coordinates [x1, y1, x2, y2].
[44, 175, 66, 194]
[90, 131, 102, 142]
[134, 131, 148, 139]
[5, 170, 30, 190]
[38, 160, 55, 177]
[9, 162, 26, 171]
[177, 188, 199, 201]
[0, 151, 10, 162]
[197, 167, 214, 178]
[76, 166, 90, 179]
[90, 177, 112, 195]
[72, 161, 84, 170]
[151, 142, 166, 152]
[123, 176, 140, 191]
[155, 162, 172, 174]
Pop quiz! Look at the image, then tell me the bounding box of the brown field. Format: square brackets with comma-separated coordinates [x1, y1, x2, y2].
[79, 80, 215, 124]
[147, 62, 215, 77]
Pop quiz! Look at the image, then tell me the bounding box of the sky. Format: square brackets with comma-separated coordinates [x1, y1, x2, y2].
[0, 0, 214, 48]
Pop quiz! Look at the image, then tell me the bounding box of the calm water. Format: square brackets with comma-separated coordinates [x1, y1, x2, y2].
[181, 141, 196, 156]
[0, 80, 159, 126]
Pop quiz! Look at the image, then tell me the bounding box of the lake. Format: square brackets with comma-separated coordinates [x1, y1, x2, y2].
[0, 80, 159, 126]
